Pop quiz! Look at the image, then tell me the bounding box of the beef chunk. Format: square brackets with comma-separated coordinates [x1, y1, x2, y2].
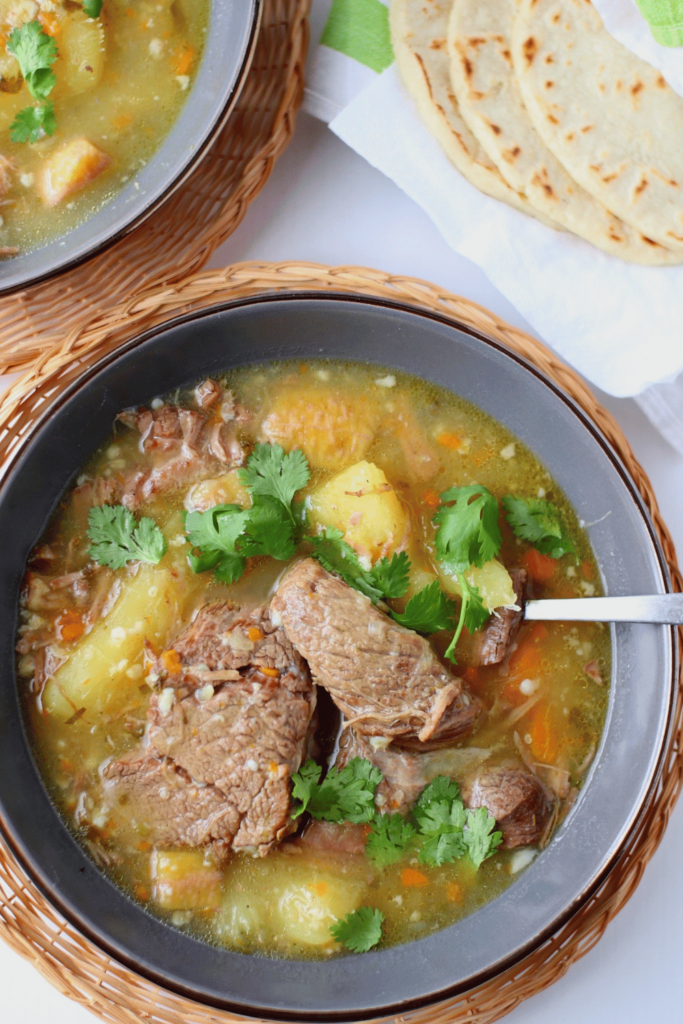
[476, 569, 527, 667]
[293, 820, 371, 858]
[468, 766, 553, 848]
[156, 603, 305, 688]
[271, 559, 481, 746]
[104, 603, 316, 859]
[102, 752, 237, 862]
[147, 664, 315, 855]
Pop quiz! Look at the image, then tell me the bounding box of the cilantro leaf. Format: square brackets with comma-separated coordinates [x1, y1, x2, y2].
[444, 572, 488, 663]
[391, 580, 457, 634]
[10, 101, 56, 144]
[238, 494, 297, 561]
[291, 757, 383, 824]
[308, 527, 384, 602]
[185, 503, 250, 584]
[185, 478, 299, 582]
[464, 807, 503, 868]
[238, 443, 309, 525]
[370, 550, 410, 599]
[502, 495, 575, 560]
[290, 760, 322, 818]
[87, 505, 167, 569]
[365, 813, 417, 867]
[7, 21, 58, 101]
[419, 831, 467, 868]
[411, 775, 468, 867]
[433, 484, 502, 572]
[330, 907, 384, 953]
[83, 0, 103, 17]
[308, 527, 411, 606]
[415, 775, 461, 810]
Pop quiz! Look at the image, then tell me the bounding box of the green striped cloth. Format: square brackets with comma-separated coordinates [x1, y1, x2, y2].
[636, 0, 683, 47]
[321, 0, 393, 72]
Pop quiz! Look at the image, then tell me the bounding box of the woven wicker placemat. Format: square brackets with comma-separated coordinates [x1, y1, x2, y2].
[1, 262, 681, 1024]
[0, 0, 309, 372]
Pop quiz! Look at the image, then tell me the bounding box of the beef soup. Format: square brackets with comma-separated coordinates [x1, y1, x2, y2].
[16, 361, 609, 958]
[0, 0, 209, 257]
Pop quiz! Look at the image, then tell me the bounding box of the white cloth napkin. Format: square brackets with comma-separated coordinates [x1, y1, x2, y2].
[305, 0, 683, 453]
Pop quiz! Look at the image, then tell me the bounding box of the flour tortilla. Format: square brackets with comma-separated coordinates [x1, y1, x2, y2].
[447, 0, 681, 265]
[512, 0, 683, 254]
[390, 0, 543, 220]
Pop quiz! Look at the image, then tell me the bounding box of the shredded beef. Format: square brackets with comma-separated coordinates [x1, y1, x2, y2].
[271, 559, 481, 746]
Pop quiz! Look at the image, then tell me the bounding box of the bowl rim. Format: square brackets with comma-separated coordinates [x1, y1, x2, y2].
[0, 292, 677, 1020]
[0, 0, 262, 296]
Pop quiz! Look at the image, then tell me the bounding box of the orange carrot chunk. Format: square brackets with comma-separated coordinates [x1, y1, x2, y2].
[401, 867, 430, 887]
[521, 548, 557, 584]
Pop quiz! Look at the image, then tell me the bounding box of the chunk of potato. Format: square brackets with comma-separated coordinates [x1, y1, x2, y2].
[216, 857, 365, 949]
[40, 138, 111, 207]
[439, 559, 517, 612]
[261, 387, 380, 471]
[43, 565, 184, 721]
[184, 470, 250, 513]
[151, 850, 223, 911]
[309, 460, 408, 562]
[275, 871, 364, 947]
[57, 13, 106, 95]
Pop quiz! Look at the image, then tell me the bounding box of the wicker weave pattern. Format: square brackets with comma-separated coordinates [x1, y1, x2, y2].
[0, 0, 309, 370]
[0, 262, 681, 1024]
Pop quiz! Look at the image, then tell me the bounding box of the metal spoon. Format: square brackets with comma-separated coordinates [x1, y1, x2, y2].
[525, 594, 683, 624]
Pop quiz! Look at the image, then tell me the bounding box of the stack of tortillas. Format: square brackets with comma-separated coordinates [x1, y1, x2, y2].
[390, 0, 683, 265]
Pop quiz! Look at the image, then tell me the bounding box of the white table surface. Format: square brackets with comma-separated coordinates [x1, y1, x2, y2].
[2, 11, 683, 1020]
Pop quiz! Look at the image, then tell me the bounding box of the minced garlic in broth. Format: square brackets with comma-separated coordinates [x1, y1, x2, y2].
[18, 359, 610, 960]
[0, 0, 208, 253]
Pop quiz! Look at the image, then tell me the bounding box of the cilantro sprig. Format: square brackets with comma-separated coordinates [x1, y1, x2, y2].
[432, 485, 503, 661]
[186, 443, 309, 583]
[295, 755, 503, 875]
[87, 505, 167, 569]
[238, 443, 309, 528]
[7, 21, 58, 99]
[308, 526, 410, 603]
[291, 757, 383, 824]
[365, 812, 418, 867]
[330, 907, 384, 953]
[391, 579, 457, 634]
[367, 775, 502, 870]
[7, 21, 59, 144]
[433, 484, 501, 571]
[10, 101, 55, 144]
[502, 495, 575, 560]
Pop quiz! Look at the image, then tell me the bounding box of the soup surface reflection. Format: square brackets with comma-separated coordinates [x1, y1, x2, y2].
[17, 361, 610, 958]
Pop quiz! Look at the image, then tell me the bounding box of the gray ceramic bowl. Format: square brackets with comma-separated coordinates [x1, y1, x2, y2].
[0, 0, 261, 295]
[0, 295, 676, 1020]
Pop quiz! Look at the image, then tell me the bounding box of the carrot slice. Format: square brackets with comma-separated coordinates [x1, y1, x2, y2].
[401, 867, 429, 887]
[527, 702, 562, 763]
[521, 548, 557, 584]
[436, 432, 462, 451]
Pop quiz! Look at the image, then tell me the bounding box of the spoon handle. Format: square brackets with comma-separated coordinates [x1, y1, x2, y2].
[524, 594, 683, 624]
